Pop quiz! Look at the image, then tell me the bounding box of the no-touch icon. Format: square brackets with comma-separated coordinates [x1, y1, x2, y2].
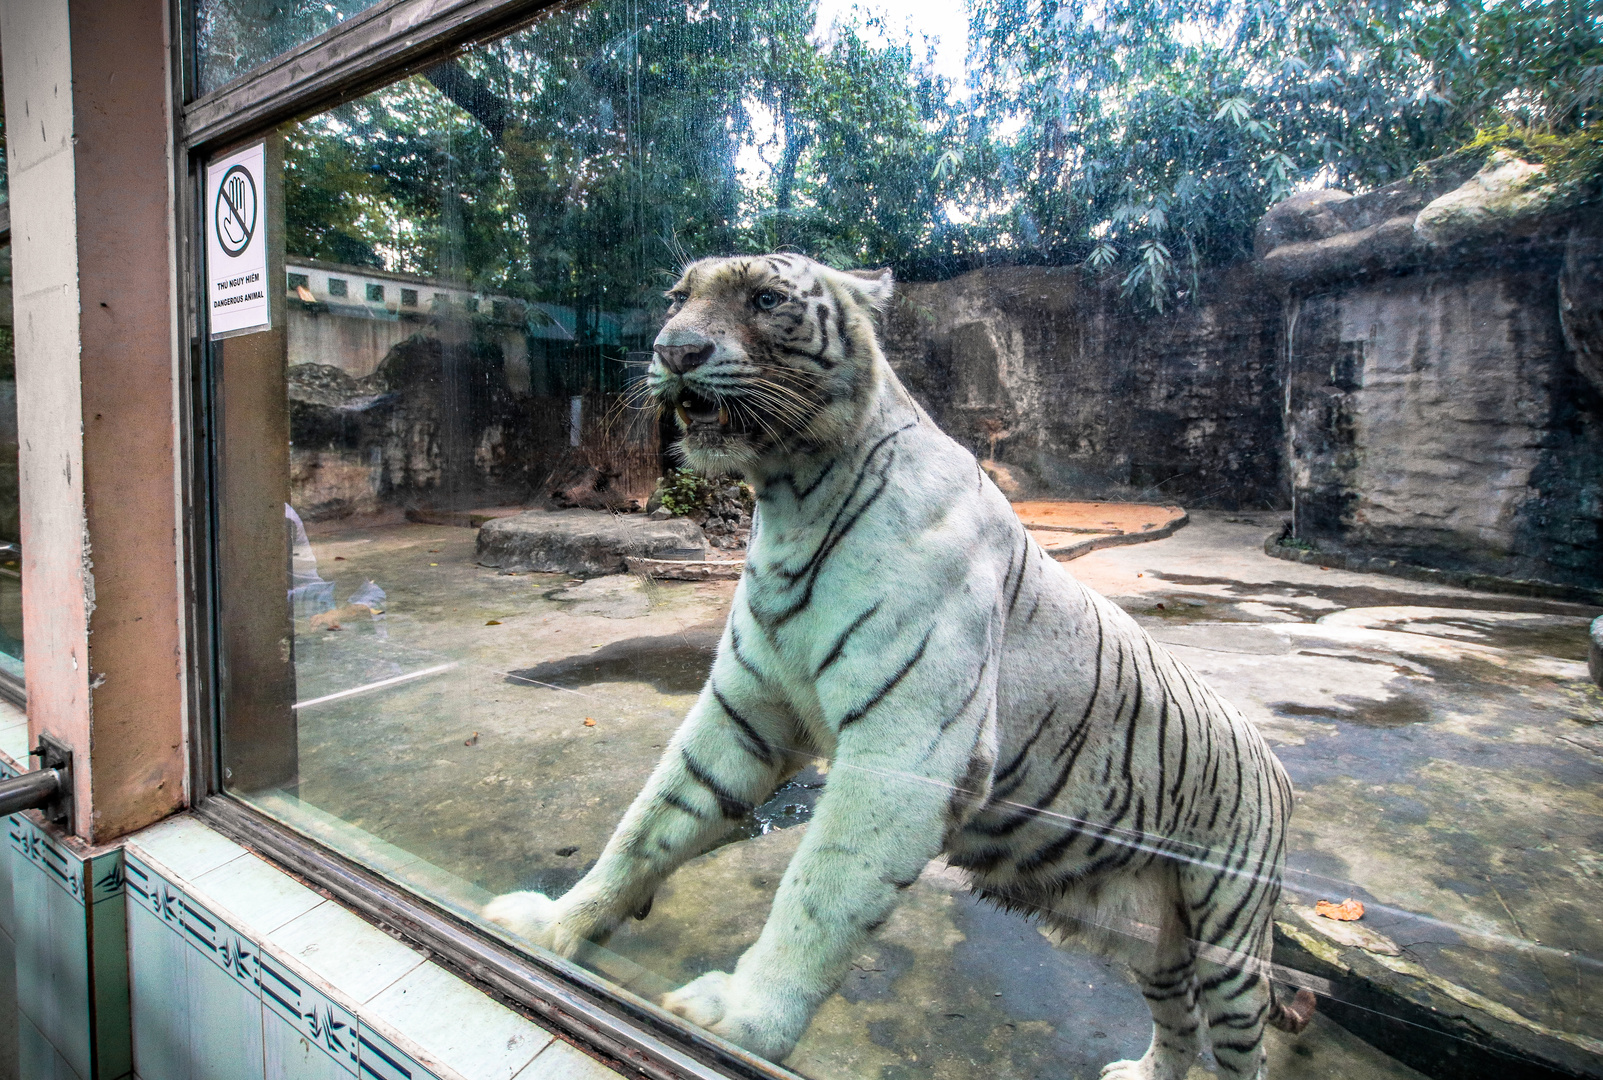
[206, 142, 269, 337]
[215, 165, 257, 258]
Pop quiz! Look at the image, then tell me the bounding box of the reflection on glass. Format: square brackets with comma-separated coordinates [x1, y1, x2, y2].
[217, 2, 1603, 1078]
[193, 0, 387, 95]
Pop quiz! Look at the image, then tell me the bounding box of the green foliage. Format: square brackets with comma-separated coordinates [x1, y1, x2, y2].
[1452, 121, 1603, 205]
[281, 0, 1603, 317]
[964, 0, 1603, 307]
[655, 469, 711, 517]
[654, 469, 756, 516]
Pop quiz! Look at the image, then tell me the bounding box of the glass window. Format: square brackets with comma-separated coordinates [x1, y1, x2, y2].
[193, 0, 388, 96]
[366, 283, 385, 303]
[287, 272, 310, 291]
[211, 3, 1603, 1079]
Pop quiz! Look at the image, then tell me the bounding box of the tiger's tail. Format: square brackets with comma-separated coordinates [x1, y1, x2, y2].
[1266, 988, 1317, 1034]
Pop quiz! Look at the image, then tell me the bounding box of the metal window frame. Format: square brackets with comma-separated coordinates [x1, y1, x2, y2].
[170, 5, 799, 1080]
[0, 206, 21, 711]
[181, 0, 576, 154]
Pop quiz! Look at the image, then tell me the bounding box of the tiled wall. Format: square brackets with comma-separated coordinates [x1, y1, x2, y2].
[9, 817, 129, 1080]
[0, 724, 20, 1080]
[124, 816, 618, 1080]
[0, 697, 128, 1080]
[0, 708, 623, 1080]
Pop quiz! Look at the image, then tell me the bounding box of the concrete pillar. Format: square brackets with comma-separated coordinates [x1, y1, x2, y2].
[1, 0, 185, 842]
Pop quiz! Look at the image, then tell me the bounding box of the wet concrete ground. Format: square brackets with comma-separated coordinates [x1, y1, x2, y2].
[262, 509, 1601, 1079]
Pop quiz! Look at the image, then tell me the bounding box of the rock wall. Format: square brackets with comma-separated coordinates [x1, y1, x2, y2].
[879, 151, 1601, 593]
[1284, 257, 1603, 588]
[882, 266, 1286, 509]
[288, 328, 659, 522]
[1265, 154, 1603, 593]
[288, 332, 564, 520]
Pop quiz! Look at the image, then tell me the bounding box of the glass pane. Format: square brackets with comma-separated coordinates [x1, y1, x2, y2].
[193, 0, 387, 95]
[215, 3, 1603, 1079]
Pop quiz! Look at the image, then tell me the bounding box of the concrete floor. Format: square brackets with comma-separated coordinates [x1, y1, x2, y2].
[259, 509, 1603, 1080]
[1069, 515, 1602, 1058]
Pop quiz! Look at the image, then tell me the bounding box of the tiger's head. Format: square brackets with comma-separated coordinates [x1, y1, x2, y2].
[648, 253, 894, 477]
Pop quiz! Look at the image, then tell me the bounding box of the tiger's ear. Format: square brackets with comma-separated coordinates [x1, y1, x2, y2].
[845, 267, 894, 310]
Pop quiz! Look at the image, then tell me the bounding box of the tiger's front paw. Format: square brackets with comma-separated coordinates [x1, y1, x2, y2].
[661, 970, 732, 1028]
[661, 972, 801, 1062]
[1099, 1049, 1191, 1080]
[482, 891, 588, 958]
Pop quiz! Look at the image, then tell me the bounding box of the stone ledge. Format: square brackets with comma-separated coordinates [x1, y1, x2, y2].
[1274, 905, 1603, 1080]
[1033, 511, 1189, 560]
[624, 557, 744, 581]
[1264, 536, 1603, 607]
[477, 510, 706, 577]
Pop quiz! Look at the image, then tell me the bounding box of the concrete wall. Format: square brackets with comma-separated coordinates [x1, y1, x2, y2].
[288, 306, 530, 383]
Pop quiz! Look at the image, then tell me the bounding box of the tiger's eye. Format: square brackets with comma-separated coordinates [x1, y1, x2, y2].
[754, 290, 782, 311]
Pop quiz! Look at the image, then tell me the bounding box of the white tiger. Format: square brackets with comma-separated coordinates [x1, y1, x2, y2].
[485, 253, 1314, 1079]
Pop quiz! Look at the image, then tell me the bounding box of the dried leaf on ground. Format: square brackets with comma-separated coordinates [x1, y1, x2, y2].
[1315, 898, 1365, 921]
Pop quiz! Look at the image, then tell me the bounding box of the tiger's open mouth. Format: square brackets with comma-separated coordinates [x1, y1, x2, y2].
[672, 389, 731, 431]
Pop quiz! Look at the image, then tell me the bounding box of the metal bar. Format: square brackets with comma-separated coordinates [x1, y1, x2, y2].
[180, 0, 567, 154]
[0, 769, 62, 817]
[192, 795, 802, 1080]
[0, 671, 25, 711]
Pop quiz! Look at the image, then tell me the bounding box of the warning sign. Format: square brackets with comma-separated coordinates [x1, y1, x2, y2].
[206, 143, 269, 338]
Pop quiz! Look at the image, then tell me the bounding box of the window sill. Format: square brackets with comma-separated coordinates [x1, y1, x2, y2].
[192, 794, 793, 1080]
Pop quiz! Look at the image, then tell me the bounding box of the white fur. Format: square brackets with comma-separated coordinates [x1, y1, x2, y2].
[486, 255, 1296, 1078]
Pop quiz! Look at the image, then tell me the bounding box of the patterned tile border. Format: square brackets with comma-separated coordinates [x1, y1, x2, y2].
[126, 854, 442, 1080]
[8, 815, 86, 903]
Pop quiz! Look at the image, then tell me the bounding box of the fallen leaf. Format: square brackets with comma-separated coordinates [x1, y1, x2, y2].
[430, 563, 438, 567]
[324, 623, 342, 631]
[334, 556, 346, 561]
[555, 845, 579, 857]
[464, 732, 479, 746]
[583, 718, 596, 727]
[485, 619, 502, 626]
[1315, 898, 1364, 921]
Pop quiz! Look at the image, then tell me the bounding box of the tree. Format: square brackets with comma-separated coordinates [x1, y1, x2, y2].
[283, 0, 1603, 314]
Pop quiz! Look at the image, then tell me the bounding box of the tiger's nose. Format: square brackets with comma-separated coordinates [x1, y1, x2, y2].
[654, 341, 715, 373]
